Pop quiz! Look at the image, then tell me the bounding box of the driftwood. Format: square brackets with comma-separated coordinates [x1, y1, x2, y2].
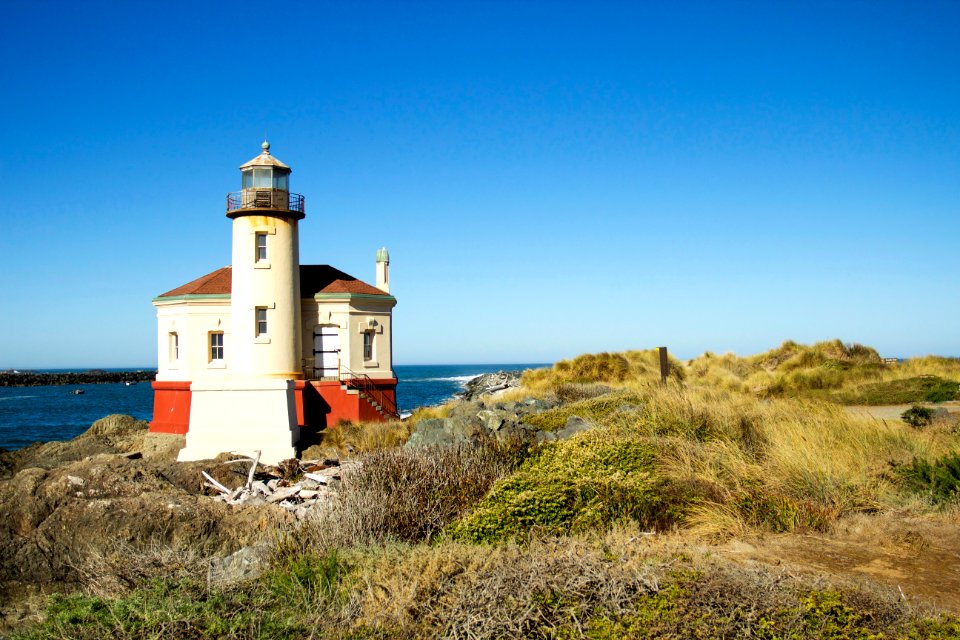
[200, 455, 352, 520]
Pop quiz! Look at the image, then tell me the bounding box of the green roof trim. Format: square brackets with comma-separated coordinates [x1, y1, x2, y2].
[314, 293, 397, 303]
[152, 294, 232, 303]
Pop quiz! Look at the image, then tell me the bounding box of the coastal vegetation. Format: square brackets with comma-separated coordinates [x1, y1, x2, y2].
[8, 340, 960, 638]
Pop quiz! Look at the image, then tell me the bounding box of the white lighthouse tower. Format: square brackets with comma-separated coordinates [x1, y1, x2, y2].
[177, 141, 305, 463]
[229, 141, 304, 379]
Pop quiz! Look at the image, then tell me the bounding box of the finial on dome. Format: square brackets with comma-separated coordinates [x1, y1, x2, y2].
[261, 139, 271, 153]
[376, 247, 390, 263]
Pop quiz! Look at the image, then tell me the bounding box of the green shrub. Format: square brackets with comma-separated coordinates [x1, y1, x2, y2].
[895, 453, 960, 504]
[266, 550, 343, 606]
[448, 431, 689, 542]
[901, 405, 935, 428]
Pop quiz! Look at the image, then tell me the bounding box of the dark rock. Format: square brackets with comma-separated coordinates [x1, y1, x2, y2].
[405, 419, 451, 448]
[445, 415, 483, 441]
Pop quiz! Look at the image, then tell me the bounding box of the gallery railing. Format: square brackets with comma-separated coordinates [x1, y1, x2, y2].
[226, 190, 305, 214]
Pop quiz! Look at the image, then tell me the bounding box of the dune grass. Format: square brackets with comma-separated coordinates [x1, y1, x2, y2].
[14, 341, 960, 638]
[684, 339, 960, 404]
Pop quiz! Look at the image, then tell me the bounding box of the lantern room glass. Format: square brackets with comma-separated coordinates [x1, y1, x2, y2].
[241, 168, 289, 191]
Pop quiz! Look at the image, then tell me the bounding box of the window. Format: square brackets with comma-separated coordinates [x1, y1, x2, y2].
[255, 233, 267, 262]
[242, 170, 253, 189]
[256, 308, 268, 337]
[169, 332, 179, 362]
[272, 173, 288, 190]
[253, 168, 271, 188]
[363, 331, 373, 361]
[210, 332, 224, 361]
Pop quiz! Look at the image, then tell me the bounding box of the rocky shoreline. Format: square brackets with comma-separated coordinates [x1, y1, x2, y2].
[0, 371, 157, 388]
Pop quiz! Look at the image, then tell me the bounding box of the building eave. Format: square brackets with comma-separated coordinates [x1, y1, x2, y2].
[153, 294, 232, 304]
[313, 293, 397, 304]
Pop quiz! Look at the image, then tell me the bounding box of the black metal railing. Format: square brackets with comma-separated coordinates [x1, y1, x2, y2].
[340, 364, 399, 419]
[226, 190, 305, 214]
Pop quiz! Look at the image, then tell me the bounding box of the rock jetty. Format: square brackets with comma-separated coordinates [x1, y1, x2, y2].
[0, 370, 157, 387]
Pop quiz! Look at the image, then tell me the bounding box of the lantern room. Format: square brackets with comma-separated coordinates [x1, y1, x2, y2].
[227, 140, 304, 217]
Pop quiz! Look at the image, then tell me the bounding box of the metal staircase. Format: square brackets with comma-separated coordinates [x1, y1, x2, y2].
[339, 365, 399, 420]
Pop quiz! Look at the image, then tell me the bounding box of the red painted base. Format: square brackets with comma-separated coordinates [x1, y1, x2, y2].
[150, 381, 192, 434]
[150, 378, 399, 437]
[296, 379, 398, 430]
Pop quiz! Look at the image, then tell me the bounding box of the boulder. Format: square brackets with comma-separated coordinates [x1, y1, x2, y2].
[457, 371, 522, 401]
[405, 419, 452, 448]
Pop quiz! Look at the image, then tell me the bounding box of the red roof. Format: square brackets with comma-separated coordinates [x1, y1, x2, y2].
[158, 267, 232, 297]
[157, 265, 389, 298]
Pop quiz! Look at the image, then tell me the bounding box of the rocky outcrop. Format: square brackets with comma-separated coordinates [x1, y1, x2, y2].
[405, 396, 602, 448]
[457, 371, 523, 401]
[0, 371, 157, 388]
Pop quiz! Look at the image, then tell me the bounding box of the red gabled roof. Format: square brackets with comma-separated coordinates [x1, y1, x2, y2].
[156, 265, 389, 298]
[158, 267, 232, 297]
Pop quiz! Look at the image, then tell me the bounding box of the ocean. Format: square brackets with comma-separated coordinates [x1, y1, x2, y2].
[0, 364, 545, 451]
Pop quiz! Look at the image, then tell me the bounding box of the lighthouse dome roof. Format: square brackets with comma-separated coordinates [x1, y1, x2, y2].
[239, 140, 291, 171]
[376, 247, 390, 263]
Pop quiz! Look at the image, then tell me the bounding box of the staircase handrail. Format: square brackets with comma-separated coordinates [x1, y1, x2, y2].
[339, 365, 399, 419]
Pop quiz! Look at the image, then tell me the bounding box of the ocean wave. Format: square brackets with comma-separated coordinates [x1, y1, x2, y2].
[405, 375, 480, 384]
[0, 395, 39, 401]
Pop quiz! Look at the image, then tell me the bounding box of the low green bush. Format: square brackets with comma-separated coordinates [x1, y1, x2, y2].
[901, 405, 935, 428]
[895, 453, 960, 504]
[447, 431, 689, 542]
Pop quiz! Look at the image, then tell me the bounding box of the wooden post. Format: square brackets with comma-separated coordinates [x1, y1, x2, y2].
[658, 347, 669, 385]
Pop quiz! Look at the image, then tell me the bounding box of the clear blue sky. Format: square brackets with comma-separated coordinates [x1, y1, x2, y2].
[2, 1, 958, 368]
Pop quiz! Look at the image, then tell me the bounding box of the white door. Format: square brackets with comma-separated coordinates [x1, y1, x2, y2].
[313, 326, 340, 378]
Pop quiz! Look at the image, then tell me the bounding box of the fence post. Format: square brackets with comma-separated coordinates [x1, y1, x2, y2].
[658, 347, 669, 385]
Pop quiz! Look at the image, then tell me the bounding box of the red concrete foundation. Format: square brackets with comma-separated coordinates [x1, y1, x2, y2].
[295, 379, 398, 430]
[153, 378, 398, 437]
[150, 381, 192, 434]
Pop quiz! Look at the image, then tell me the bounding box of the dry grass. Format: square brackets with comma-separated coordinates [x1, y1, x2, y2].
[522, 349, 684, 394]
[330, 527, 941, 639]
[317, 419, 413, 453]
[685, 339, 960, 402]
[290, 441, 526, 551]
[640, 384, 960, 536]
[73, 539, 208, 599]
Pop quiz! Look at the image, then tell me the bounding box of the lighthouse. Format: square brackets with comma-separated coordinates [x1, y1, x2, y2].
[150, 142, 399, 464]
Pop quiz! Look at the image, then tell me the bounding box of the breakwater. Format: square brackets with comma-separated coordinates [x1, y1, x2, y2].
[0, 371, 157, 388]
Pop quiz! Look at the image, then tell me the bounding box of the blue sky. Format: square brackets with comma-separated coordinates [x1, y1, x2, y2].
[1, 1, 958, 368]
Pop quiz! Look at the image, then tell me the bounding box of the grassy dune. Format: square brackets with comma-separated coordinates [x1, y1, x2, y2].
[521, 340, 960, 405]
